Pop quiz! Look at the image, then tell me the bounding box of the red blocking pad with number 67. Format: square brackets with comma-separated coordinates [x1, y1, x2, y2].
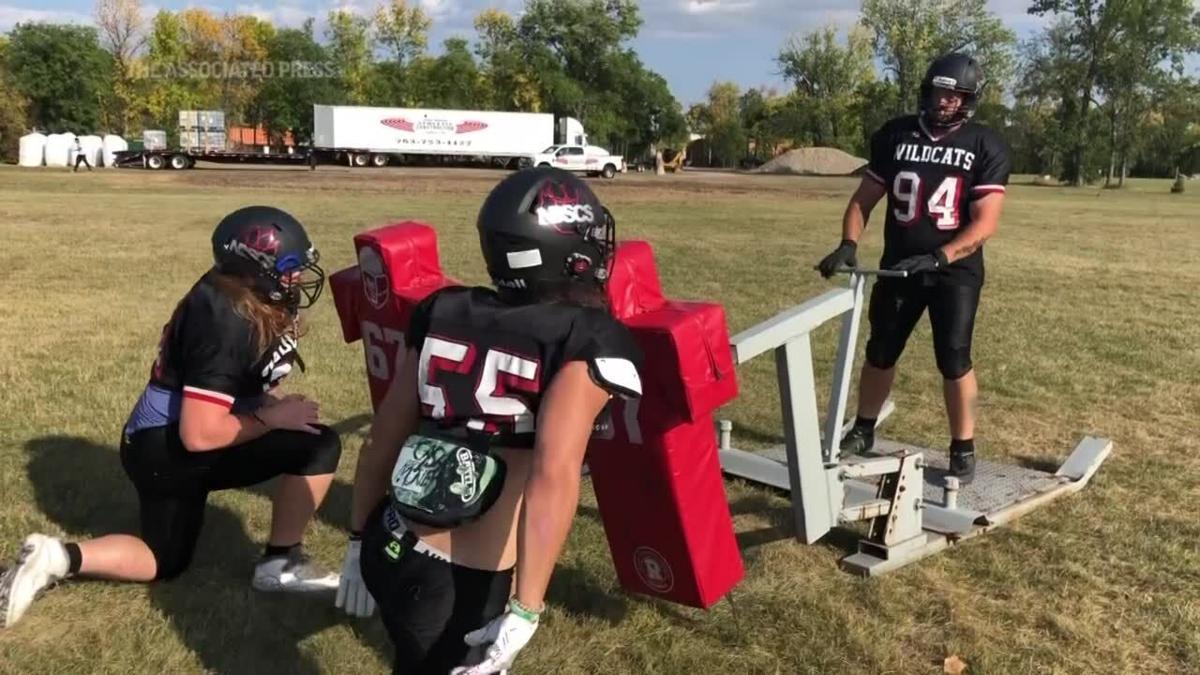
[329, 221, 459, 410]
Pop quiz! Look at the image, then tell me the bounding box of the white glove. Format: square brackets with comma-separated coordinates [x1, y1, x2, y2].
[450, 604, 540, 675]
[335, 538, 376, 618]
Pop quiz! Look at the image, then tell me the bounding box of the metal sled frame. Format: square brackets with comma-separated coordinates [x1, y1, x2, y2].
[717, 272, 1112, 576]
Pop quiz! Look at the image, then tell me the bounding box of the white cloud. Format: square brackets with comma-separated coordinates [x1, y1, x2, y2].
[419, 0, 457, 21]
[329, 0, 374, 17]
[683, 0, 755, 15]
[645, 27, 718, 40]
[0, 5, 92, 31]
[235, 4, 315, 27]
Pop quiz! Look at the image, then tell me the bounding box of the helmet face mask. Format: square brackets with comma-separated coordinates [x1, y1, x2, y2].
[212, 206, 325, 311]
[477, 168, 616, 303]
[920, 53, 985, 129]
[275, 248, 325, 310]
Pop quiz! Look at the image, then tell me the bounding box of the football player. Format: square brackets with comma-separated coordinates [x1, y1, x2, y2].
[335, 167, 643, 675]
[1, 206, 343, 630]
[818, 52, 1013, 483]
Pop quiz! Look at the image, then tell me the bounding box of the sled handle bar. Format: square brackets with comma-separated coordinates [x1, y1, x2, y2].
[812, 265, 910, 279]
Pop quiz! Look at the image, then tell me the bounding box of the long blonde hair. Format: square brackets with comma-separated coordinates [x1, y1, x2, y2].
[211, 272, 306, 356]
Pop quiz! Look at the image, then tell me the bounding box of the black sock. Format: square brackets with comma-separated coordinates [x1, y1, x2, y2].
[64, 542, 82, 575]
[264, 542, 300, 558]
[854, 416, 877, 432]
[950, 438, 975, 454]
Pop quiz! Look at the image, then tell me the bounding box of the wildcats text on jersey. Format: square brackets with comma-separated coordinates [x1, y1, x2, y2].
[893, 143, 976, 171]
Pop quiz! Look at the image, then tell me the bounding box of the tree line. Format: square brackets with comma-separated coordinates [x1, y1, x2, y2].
[2, 0, 1198, 184]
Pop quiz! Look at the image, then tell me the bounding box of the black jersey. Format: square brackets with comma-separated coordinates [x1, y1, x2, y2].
[865, 115, 1012, 285]
[125, 272, 303, 435]
[407, 286, 643, 449]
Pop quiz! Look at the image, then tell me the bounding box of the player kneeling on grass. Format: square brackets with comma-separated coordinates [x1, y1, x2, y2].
[1, 206, 343, 630]
[335, 167, 643, 675]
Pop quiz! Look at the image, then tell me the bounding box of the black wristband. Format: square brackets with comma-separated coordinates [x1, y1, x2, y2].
[933, 249, 950, 268]
[840, 239, 858, 250]
[349, 529, 362, 541]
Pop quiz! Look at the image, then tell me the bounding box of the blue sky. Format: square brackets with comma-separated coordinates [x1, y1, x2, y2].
[0, 0, 1051, 106]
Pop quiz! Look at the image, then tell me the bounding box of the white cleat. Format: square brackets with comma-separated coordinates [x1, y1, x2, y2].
[251, 547, 340, 593]
[0, 534, 70, 629]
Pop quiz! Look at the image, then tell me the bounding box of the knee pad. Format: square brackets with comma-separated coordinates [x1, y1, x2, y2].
[865, 336, 903, 370]
[936, 348, 973, 380]
[299, 424, 342, 475]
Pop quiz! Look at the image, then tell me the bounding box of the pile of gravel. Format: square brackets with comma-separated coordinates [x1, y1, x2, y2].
[753, 147, 868, 176]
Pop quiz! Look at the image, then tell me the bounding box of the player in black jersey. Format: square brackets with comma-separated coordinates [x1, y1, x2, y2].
[1, 206, 343, 631]
[337, 168, 643, 675]
[818, 53, 1012, 483]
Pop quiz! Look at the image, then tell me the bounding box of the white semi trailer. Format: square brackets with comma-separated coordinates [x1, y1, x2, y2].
[311, 104, 588, 168]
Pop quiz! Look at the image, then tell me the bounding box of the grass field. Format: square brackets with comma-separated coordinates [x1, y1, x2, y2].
[0, 164, 1197, 675]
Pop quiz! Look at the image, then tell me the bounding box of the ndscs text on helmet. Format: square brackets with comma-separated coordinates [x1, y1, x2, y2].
[536, 204, 594, 228]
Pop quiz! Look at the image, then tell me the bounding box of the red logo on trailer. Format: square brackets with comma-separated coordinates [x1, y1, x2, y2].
[380, 118, 415, 132]
[455, 121, 488, 134]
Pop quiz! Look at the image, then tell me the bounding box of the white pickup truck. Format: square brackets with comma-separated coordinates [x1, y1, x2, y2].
[528, 144, 624, 179]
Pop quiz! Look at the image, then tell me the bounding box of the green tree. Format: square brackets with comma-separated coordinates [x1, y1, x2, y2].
[1094, 0, 1198, 186]
[326, 9, 374, 104]
[860, 0, 1016, 114]
[220, 15, 275, 125]
[253, 21, 340, 144]
[1025, 0, 1121, 185]
[142, 10, 202, 138]
[0, 36, 31, 162]
[1137, 77, 1200, 178]
[410, 37, 485, 109]
[5, 23, 114, 132]
[516, 0, 642, 138]
[374, 0, 430, 66]
[95, 0, 148, 134]
[694, 81, 746, 167]
[473, 8, 541, 111]
[1025, 0, 1199, 185]
[608, 49, 686, 158]
[777, 24, 875, 151]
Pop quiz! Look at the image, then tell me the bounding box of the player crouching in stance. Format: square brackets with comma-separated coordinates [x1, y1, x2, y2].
[335, 167, 643, 675]
[819, 52, 1012, 483]
[1, 206, 343, 630]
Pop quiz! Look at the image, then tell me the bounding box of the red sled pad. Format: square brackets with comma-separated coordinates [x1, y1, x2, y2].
[353, 221, 454, 294]
[606, 241, 738, 430]
[623, 300, 739, 431]
[587, 238, 744, 609]
[330, 221, 459, 410]
[588, 405, 745, 609]
[331, 220, 460, 342]
[607, 240, 666, 318]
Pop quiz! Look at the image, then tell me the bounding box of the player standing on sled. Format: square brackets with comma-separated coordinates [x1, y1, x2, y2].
[1, 206, 342, 630]
[334, 167, 643, 675]
[818, 52, 1013, 483]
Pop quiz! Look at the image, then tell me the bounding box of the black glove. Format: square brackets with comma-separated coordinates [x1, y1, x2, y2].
[891, 249, 950, 275]
[818, 239, 858, 278]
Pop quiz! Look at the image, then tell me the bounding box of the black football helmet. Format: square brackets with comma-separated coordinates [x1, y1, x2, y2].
[919, 52, 985, 128]
[476, 167, 616, 300]
[211, 205, 325, 310]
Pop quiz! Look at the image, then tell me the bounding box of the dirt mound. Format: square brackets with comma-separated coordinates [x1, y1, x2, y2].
[753, 147, 867, 176]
